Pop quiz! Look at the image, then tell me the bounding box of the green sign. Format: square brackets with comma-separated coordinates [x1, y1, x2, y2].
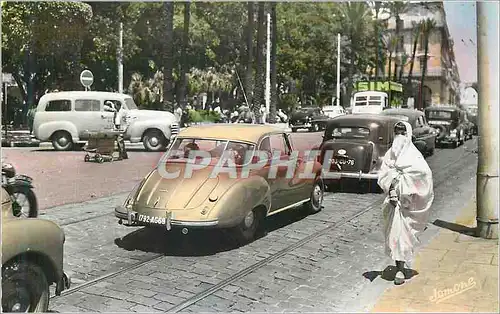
[354, 81, 403, 93]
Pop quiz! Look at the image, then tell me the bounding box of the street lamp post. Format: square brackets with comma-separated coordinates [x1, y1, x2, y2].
[476, 2, 499, 239]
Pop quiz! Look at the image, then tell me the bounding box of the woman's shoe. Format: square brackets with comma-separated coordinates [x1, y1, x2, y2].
[394, 271, 405, 285]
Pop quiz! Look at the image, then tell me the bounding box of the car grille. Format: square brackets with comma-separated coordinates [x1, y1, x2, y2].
[170, 123, 179, 138]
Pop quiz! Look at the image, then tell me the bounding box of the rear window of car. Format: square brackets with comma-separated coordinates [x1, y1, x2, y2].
[75, 99, 101, 111]
[45, 100, 71, 112]
[426, 110, 452, 119]
[328, 127, 370, 140]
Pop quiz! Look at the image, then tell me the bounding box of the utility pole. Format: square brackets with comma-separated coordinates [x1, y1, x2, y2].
[336, 33, 341, 107]
[265, 13, 271, 119]
[476, 2, 499, 239]
[118, 22, 124, 93]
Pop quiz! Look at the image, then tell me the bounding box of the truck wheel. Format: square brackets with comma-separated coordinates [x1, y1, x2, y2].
[51, 131, 73, 151]
[2, 261, 49, 312]
[143, 130, 167, 152]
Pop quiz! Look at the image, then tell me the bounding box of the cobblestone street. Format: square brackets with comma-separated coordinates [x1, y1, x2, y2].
[35, 137, 481, 312]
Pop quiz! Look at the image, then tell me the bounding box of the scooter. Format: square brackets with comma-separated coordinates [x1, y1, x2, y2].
[2, 163, 38, 218]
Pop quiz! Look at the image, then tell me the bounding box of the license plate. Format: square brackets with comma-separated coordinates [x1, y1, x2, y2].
[137, 214, 166, 225]
[331, 158, 355, 166]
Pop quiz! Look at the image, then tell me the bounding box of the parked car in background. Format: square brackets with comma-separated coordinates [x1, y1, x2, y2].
[381, 108, 437, 156]
[115, 124, 324, 244]
[466, 105, 478, 135]
[318, 114, 403, 190]
[424, 106, 469, 148]
[33, 91, 179, 152]
[322, 105, 347, 119]
[289, 107, 330, 132]
[2, 187, 70, 312]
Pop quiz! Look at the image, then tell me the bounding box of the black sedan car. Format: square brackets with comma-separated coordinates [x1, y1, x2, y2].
[381, 108, 437, 156]
[318, 114, 403, 190]
[424, 106, 470, 148]
[289, 107, 330, 132]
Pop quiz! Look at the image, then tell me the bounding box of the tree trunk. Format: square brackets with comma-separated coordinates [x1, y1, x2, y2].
[398, 55, 405, 82]
[406, 27, 420, 86]
[269, 2, 278, 124]
[178, 2, 190, 108]
[253, 2, 266, 122]
[162, 2, 175, 112]
[244, 2, 255, 107]
[419, 35, 430, 110]
[374, 3, 380, 81]
[393, 16, 401, 82]
[387, 52, 393, 82]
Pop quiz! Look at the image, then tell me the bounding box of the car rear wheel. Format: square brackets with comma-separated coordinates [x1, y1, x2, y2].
[304, 177, 324, 214]
[231, 208, 263, 245]
[143, 130, 167, 152]
[1, 261, 49, 313]
[51, 131, 73, 151]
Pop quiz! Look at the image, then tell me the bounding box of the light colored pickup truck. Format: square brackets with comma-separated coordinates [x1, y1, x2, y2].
[33, 91, 179, 151]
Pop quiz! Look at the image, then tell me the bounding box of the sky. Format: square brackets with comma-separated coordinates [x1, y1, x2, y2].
[443, 1, 478, 84]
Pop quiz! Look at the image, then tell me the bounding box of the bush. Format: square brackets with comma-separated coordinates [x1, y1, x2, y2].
[188, 110, 221, 123]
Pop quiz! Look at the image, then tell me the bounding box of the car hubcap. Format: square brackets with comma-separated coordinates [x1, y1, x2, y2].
[244, 211, 255, 228]
[3, 286, 31, 312]
[149, 136, 159, 147]
[57, 136, 68, 146]
[312, 184, 323, 207]
[11, 193, 29, 217]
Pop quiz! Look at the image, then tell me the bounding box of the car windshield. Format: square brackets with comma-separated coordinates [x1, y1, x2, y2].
[164, 138, 256, 165]
[467, 108, 478, 115]
[426, 110, 452, 119]
[328, 127, 370, 139]
[124, 98, 138, 110]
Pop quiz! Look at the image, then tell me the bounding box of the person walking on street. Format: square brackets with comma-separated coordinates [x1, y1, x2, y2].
[104, 101, 128, 160]
[377, 121, 434, 285]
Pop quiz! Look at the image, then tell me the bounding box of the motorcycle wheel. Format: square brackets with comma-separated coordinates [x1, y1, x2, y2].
[10, 185, 38, 218]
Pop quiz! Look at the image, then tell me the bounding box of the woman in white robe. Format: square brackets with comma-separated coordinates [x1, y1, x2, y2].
[377, 121, 434, 285]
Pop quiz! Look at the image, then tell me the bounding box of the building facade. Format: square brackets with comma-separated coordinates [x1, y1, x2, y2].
[384, 1, 461, 108]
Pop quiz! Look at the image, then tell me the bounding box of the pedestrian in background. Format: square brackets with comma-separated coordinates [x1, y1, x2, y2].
[377, 121, 434, 285]
[104, 101, 128, 160]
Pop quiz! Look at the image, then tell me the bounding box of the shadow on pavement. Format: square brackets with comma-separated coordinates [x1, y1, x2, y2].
[114, 206, 309, 256]
[432, 219, 478, 237]
[327, 179, 383, 194]
[363, 265, 419, 282]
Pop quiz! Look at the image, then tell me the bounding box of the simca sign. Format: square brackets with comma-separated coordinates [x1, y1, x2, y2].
[354, 81, 403, 93]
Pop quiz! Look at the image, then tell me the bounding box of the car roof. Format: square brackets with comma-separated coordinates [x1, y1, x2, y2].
[382, 108, 423, 119]
[328, 114, 402, 124]
[177, 124, 285, 144]
[425, 106, 458, 111]
[39, 91, 132, 102]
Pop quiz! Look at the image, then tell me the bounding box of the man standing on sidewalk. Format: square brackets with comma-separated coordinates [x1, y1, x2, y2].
[104, 101, 128, 160]
[377, 121, 434, 285]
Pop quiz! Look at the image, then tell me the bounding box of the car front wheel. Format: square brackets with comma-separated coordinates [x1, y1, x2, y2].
[143, 130, 167, 152]
[231, 208, 263, 245]
[2, 261, 50, 312]
[51, 131, 73, 151]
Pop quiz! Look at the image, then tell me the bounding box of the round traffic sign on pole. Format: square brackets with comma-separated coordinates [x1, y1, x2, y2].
[80, 70, 94, 89]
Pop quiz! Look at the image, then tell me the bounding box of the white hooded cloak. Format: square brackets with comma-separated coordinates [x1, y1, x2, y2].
[377, 121, 434, 263]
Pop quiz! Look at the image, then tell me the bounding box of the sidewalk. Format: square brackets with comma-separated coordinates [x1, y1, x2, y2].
[371, 199, 499, 312]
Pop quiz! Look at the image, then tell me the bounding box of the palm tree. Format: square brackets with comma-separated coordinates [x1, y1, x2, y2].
[386, 35, 399, 82]
[269, 2, 278, 123]
[406, 21, 422, 86]
[162, 1, 175, 112]
[253, 2, 266, 122]
[178, 2, 191, 108]
[418, 18, 436, 109]
[388, 1, 408, 81]
[373, 1, 383, 81]
[337, 2, 372, 107]
[244, 2, 255, 107]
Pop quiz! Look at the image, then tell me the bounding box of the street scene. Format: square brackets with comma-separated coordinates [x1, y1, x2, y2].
[1, 1, 498, 313]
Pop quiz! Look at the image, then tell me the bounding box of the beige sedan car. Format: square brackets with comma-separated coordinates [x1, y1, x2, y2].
[2, 187, 70, 312]
[116, 124, 325, 244]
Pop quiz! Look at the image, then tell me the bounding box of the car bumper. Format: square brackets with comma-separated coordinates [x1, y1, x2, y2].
[115, 206, 219, 229]
[436, 136, 459, 143]
[55, 272, 71, 296]
[326, 171, 379, 180]
[290, 123, 312, 129]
